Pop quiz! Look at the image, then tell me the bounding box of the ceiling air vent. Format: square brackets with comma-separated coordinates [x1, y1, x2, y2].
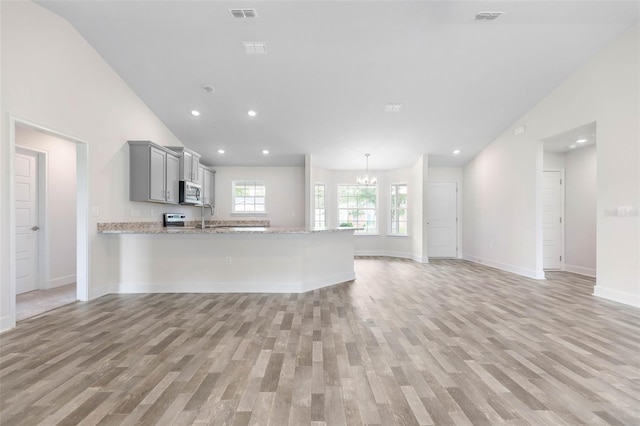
[229, 9, 257, 18]
[384, 103, 403, 112]
[243, 42, 267, 55]
[474, 11, 505, 21]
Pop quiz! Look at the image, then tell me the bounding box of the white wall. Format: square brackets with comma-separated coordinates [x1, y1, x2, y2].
[411, 156, 426, 262]
[464, 25, 639, 306]
[463, 132, 541, 278]
[1, 1, 193, 329]
[543, 151, 566, 170]
[565, 145, 597, 276]
[213, 166, 305, 227]
[16, 126, 77, 288]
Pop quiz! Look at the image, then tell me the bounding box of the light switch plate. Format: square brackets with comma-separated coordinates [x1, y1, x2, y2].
[91, 206, 99, 216]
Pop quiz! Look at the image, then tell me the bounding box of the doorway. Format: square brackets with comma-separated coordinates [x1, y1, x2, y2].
[428, 181, 458, 258]
[541, 122, 597, 277]
[14, 127, 79, 320]
[6, 116, 89, 329]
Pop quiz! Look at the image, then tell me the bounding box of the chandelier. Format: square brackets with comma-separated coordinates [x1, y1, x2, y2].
[356, 154, 377, 186]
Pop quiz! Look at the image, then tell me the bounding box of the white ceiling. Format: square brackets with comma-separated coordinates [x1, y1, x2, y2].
[35, 1, 639, 169]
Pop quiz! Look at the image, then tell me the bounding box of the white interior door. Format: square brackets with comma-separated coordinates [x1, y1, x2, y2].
[428, 181, 458, 258]
[15, 151, 39, 294]
[543, 171, 563, 270]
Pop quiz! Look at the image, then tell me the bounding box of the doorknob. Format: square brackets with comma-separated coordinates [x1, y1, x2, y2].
[31, 226, 40, 231]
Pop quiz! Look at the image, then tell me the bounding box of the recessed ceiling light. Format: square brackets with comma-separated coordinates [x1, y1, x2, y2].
[453, 149, 461, 155]
[262, 149, 269, 155]
[218, 149, 225, 154]
[191, 110, 200, 116]
[569, 145, 577, 149]
[248, 110, 257, 117]
[203, 85, 215, 93]
[576, 139, 587, 144]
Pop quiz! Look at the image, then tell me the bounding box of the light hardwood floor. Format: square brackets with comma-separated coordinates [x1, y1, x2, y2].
[1, 258, 639, 425]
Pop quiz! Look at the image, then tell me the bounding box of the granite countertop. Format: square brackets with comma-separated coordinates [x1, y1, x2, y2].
[97, 220, 360, 235]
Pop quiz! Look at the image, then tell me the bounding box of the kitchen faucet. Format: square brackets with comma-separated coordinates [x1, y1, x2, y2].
[199, 203, 214, 229]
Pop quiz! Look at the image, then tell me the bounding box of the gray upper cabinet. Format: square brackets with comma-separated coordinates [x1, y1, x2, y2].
[128, 140, 180, 204]
[201, 167, 216, 207]
[167, 147, 201, 182]
[165, 153, 180, 204]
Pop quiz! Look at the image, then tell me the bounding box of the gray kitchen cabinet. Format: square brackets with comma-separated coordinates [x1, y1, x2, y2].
[167, 146, 201, 182]
[197, 165, 204, 190]
[202, 167, 216, 207]
[128, 140, 180, 204]
[165, 153, 180, 203]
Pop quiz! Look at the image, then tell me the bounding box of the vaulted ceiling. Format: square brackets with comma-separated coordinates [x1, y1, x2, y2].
[36, 1, 639, 169]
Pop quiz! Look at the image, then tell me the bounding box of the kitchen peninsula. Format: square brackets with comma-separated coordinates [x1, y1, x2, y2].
[98, 221, 358, 294]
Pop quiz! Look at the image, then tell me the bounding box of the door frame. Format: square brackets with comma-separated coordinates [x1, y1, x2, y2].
[15, 146, 49, 291]
[6, 115, 90, 330]
[427, 180, 461, 259]
[542, 169, 565, 271]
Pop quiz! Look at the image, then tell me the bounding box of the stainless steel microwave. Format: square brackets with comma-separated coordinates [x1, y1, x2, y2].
[179, 180, 201, 205]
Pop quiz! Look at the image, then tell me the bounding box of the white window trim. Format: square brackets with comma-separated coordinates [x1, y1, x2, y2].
[313, 182, 327, 229]
[389, 182, 408, 236]
[337, 183, 379, 235]
[231, 179, 267, 215]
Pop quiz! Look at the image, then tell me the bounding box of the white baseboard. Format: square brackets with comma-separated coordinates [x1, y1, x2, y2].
[117, 282, 304, 294]
[48, 274, 76, 289]
[0, 315, 16, 333]
[302, 271, 356, 292]
[116, 272, 357, 294]
[593, 286, 640, 308]
[564, 264, 596, 277]
[463, 254, 544, 280]
[355, 250, 427, 263]
[91, 283, 116, 300]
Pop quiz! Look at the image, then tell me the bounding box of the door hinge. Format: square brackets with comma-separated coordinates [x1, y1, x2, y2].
[559, 217, 562, 224]
[560, 255, 562, 261]
[560, 178, 563, 185]
[456, 217, 458, 222]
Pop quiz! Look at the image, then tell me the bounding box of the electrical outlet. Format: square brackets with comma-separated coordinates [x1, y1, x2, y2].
[150, 209, 155, 217]
[131, 209, 140, 217]
[226, 257, 232, 265]
[90, 207, 99, 217]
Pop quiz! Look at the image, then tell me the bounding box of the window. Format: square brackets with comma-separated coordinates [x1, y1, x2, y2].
[338, 184, 377, 234]
[232, 180, 266, 213]
[390, 183, 408, 235]
[314, 183, 326, 229]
